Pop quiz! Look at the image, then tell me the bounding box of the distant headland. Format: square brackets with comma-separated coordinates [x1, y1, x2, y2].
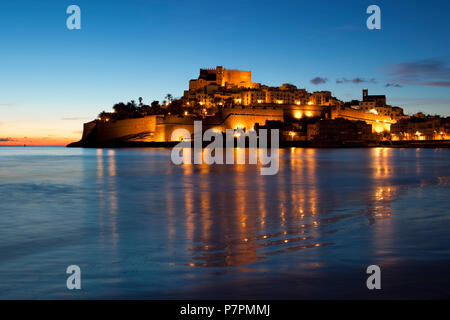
[68, 66, 450, 148]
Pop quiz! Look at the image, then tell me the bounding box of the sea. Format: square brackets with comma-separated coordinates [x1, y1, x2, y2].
[0, 146, 449, 299]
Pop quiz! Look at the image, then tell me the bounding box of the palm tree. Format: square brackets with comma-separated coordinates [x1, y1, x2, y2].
[165, 94, 173, 103]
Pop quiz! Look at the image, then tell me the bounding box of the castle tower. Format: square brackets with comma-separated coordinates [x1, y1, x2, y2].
[216, 66, 224, 86]
[362, 89, 368, 101]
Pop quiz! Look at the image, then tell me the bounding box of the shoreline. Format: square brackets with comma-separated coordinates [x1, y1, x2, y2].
[66, 140, 450, 149]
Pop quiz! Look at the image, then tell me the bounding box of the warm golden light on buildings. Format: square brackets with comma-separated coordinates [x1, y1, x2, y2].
[72, 68, 450, 147]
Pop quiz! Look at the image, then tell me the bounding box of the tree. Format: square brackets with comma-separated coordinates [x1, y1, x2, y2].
[112, 101, 139, 119]
[151, 100, 162, 114]
[98, 111, 111, 121]
[141, 104, 152, 116]
[165, 94, 173, 103]
[105, 98, 169, 120]
[167, 99, 183, 115]
[113, 102, 128, 115]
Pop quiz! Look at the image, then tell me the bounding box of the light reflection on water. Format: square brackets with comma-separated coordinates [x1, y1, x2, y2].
[0, 147, 450, 298]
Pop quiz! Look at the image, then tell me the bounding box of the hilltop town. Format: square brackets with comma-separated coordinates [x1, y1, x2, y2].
[69, 66, 450, 147]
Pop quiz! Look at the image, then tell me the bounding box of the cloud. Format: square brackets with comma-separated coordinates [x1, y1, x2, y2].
[310, 77, 328, 85]
[387, 58, 450, 88]
[0, 138, 15, 142]
[0, 103, 16, 107]
[423, 81, 450, 87]
[61, 117, 91, 121]
[389, 59, 449, 77]
[385, 83, 402, 88]
[336, 77, 377, 84]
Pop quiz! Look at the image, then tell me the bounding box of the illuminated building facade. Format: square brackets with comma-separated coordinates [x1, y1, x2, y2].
[185, 67, 321, 108]
[391, 115, 450, 140]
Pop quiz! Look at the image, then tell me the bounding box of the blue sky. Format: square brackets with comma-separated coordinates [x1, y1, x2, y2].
[1, 0, 449, 144]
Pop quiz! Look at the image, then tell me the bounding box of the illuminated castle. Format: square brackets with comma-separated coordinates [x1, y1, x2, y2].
[188, 66, 257, 91]
[184, 67, 405, 133]
[75, 67, 419, 145]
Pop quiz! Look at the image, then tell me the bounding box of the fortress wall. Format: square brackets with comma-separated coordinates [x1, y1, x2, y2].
[154, 116, 198, 142]
[220, 108, 284, 131]
[332, 108, 395, 133]
[156, 109, 284, 142]
[223, 113, 283, 131]
[81, 108, 284, 144]
[81, 121, 97, 141]
[224, 70, 252, 87]
[155, 123, 195, 142]
[284, 105, 325, 119]
[189, 78, 208, 91]
[95, 116, 157, 142]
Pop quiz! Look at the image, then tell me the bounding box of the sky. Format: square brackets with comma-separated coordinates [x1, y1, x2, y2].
[1, 0, 449, 145]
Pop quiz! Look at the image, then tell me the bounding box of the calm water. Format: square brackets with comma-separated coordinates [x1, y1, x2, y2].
[1, 147, 450, 299]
